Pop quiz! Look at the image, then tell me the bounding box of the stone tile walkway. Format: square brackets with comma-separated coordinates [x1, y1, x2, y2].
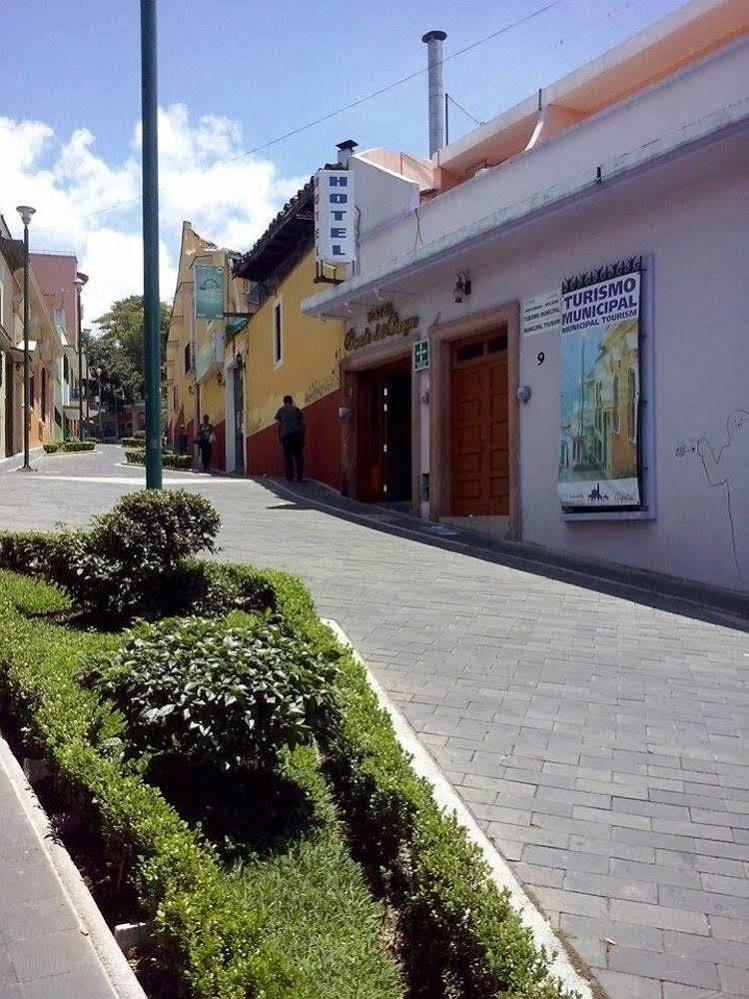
[1, 447, 748, 999]
[0, 752, 117, 998]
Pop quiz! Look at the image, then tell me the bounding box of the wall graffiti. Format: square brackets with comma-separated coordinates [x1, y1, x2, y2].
[676, 409, 749, 582]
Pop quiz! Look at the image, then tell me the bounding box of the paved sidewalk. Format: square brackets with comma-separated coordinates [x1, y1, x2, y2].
[0, 747, 117, 999]
[1, 448, 748, 999]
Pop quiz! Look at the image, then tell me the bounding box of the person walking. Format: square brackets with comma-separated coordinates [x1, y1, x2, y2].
[196, 413, 215, 473]
[275, 395, 305, 482]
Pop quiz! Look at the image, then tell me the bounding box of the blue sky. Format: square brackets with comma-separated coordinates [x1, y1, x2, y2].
[1, 0, 686, 319]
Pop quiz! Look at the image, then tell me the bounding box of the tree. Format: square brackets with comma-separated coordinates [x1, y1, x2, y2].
[94, 295, 170, 402]
[87, 296, 170, 409]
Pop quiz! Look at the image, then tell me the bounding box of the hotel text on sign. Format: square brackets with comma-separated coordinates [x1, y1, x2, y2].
[314, 169, 356, 265]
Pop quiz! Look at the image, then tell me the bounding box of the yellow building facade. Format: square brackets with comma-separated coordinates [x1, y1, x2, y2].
[231, 183, 345, 486]
[166, 222, 249, 470]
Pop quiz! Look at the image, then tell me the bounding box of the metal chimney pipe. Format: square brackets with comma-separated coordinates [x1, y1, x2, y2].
[422, 30, 447, 157]
[336, 139, 358, 166]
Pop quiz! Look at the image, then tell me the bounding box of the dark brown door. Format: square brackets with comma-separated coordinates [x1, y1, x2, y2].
[451, 332, 509, 515]
[233, 363, 244, 474]
[5, 356, 14, 458]
[355, 362, 412, 503]
[383, 371, 412, 503]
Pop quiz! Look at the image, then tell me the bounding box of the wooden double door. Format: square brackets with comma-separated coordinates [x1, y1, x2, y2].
[451, 330, 509, 516]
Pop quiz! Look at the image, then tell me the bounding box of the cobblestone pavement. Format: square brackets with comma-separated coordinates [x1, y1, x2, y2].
[2, 447, 749, 999]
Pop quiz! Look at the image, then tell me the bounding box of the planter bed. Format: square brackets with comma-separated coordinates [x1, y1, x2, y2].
[125, 448, 192, 470]
[0, 492, 571, 999]
[43, 440, 96, 454]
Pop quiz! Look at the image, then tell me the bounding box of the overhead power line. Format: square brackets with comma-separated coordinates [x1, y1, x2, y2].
[82, 0, 564, 220]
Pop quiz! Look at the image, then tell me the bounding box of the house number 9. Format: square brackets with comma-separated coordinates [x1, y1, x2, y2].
[537, 351, 545, 366]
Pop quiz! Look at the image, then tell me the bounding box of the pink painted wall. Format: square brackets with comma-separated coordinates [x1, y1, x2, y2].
[29, 253, 79, 346]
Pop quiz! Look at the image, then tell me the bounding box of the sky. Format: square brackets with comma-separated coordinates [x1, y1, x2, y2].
[1, 0, 687, 324]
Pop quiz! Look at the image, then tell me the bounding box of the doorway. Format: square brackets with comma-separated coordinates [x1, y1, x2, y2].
[450, 330, 509, 515]
[232, 362, 244, 474]
[355, 359, 412, 504]
[4, 355, 14, 458]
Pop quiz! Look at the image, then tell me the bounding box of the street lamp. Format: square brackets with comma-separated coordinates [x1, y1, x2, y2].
[96, 367, 103, 440]
[74, 273, 88, 438]
[16, 205, 36, 470]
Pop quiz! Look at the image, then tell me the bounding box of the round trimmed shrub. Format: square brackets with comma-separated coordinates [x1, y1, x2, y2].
[93, 618, 340, 773]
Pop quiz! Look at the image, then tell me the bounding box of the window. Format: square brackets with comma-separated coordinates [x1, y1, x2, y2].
[29, 375, 35, 409]
[184, 343, 192, 373]
[63, 356, 69, 381]
[455, 342, 483, 362]
[627, 368, 637, 442]
[612, 374, 620, 433]
[41, 369, 47, 422]
[273, 301, 282, 366]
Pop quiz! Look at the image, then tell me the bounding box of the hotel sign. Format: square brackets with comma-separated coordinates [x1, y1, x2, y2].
[314, 168, 356, 264]
[344, 302, 419, 352]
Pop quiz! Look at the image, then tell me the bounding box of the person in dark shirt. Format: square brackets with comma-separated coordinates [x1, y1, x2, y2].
[275, 395, 305, 482]
[196, 414, 215, 472]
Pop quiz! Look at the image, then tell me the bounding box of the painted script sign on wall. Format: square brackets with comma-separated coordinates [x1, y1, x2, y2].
[344, 302, 419, 352]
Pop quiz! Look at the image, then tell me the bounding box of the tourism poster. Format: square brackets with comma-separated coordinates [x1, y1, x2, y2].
[558, 267, 641, 508]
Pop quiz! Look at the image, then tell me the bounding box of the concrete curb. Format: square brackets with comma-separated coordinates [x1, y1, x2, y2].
[0, 734, 148, 999]
[323, 618, 593, 999]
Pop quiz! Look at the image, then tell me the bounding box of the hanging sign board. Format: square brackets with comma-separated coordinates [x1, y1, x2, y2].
[413, 339, 430, 372]
[195, 265, 224, 320]
[314, 169, 356, 264]
[521, 290, 561, 336]
[558, 260, 642, 510]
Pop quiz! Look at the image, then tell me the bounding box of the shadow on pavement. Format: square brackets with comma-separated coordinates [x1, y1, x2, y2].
[255, 476, 749, 633]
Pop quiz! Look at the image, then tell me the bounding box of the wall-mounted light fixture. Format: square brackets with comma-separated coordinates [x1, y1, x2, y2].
[420, 389, 430, 405]
[216, 369, 224, 386]
[517, 385, 532, 403]
[453, 271, 472, 303]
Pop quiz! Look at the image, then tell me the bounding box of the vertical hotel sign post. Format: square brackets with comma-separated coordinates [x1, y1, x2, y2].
[558, 260, 642, 509]
[314, 169, 356, 265]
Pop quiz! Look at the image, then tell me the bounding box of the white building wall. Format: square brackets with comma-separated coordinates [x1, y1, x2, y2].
[393, 133, 748, 592]
[357, 38, 749, 277]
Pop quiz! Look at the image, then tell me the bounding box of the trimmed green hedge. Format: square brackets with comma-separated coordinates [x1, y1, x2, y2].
[0, 573, 269, 998]
[44, 440, 96, 454]
[0, 573, 403, 998]
[125, 448, 192, 470]
[265, 570, 570, 999]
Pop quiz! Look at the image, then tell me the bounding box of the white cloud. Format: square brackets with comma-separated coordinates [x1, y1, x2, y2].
[0, 106, 306, 325]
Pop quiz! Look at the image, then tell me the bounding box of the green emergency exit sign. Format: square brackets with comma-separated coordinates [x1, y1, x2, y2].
[413, 339, 430, 372]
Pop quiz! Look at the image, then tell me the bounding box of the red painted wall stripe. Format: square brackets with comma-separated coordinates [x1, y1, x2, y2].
[246, 390, 340, 490]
